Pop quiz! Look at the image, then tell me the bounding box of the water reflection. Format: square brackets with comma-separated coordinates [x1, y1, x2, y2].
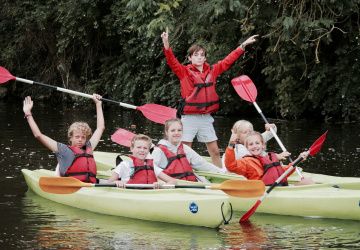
[222, 221, 269, 249]
[20, 191, 360, 249]
[219, 214, 360, 249]
[22, 192, 222, 249]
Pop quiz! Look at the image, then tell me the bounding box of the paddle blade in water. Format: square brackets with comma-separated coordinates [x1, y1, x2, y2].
[0, 66, 16, 84]
[137, 104, 177, 124]
[309, 130, 328, 156]
[111, 128, 135, 148]
[240, 200, 261, 222]
[231, 75, 257, 102]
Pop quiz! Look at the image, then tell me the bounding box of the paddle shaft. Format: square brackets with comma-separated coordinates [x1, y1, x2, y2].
[162, 184, 212, 189]
[79, 183, 216, 189]
[15, 77, 137, 109]
[239, 156, 304, 222]
[266, 156, 303, 193]
[253, 102, 304, 178]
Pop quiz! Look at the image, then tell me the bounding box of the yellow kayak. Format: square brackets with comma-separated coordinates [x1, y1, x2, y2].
[22, 169, 232, 228]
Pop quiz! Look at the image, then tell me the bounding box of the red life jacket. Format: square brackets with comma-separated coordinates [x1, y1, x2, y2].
[181, 69, 220, 115]
[158, 144, 197, 182]
[257, 152, 288, 186]
[127, 156, 157, 184]
[65, 145, 97, 183]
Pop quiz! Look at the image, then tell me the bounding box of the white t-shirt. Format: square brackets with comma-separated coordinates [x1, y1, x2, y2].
[152, 139, 227, 173]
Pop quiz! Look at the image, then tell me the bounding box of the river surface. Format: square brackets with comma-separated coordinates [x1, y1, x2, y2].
[1, 99, 359, 249]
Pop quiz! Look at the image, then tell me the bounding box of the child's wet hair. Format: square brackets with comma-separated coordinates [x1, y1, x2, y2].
[131, 134, 152, 149]
[67, 122, 92, 143]
[187, 44, 207, 57]
[232, 120, 254, 134]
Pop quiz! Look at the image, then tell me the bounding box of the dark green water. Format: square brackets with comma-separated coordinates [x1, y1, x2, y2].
[1, 99, 359, 249]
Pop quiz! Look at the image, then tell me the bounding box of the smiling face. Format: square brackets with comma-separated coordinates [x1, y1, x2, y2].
[131, 139, 150, 160]
[165, 121, 183, 145]
[245, 133, 266, 156]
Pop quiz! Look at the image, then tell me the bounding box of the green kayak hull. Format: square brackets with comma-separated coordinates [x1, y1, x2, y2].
[93, 151, 360, 221]
[22, 169, 232, 228]
[228, 184, 360, 220]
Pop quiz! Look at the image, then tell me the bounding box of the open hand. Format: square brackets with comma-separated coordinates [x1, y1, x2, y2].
[23, 96, 33, 115]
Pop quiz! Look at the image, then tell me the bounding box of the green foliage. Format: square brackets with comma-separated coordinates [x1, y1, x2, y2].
[0, 0, 359, 122]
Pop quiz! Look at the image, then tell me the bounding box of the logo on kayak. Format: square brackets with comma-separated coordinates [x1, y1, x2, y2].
[189, 202, 198, 214]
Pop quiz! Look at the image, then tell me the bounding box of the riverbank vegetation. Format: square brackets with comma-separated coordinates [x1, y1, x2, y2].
[1, 0, 359, 122]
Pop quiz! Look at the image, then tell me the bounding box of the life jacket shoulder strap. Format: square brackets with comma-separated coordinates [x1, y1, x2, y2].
[158, 144, 187, 169]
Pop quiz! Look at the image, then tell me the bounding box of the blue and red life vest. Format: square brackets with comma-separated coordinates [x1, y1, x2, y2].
[158, 144, 197, 182]
[65, 145, 97, 183]
[127, 156, 157, 184]
[180, 69, 219, 115]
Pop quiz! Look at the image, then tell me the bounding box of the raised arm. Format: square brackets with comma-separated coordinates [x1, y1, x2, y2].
[89, 94, 105, 149]
[212, 34, 259, 76]
[161, 29, 170, 50]
[161, 29, 187, 80]
[238, 35, 259, 50]
[23, 96, 58, 152]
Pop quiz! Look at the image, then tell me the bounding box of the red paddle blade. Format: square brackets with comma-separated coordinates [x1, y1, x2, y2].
[0, 66, 16, 84]
[309, 130, 328, 156]
[137, 104, 177, 124]
[111, 128, 136, 148]
[240, 200, 261, 222]
[231, 75, 257, 102]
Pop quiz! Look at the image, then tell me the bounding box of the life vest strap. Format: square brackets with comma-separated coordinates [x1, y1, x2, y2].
[166, 154, 186, 169]
[263, 162, 281, 173]
[73, 153, 94, 159]
[194, 82, 214, 88]
[65, 172, 96, 177]
[170, 171, 196, 179]
[132, 165, 154, 177]
[185, 100, 219, 108]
